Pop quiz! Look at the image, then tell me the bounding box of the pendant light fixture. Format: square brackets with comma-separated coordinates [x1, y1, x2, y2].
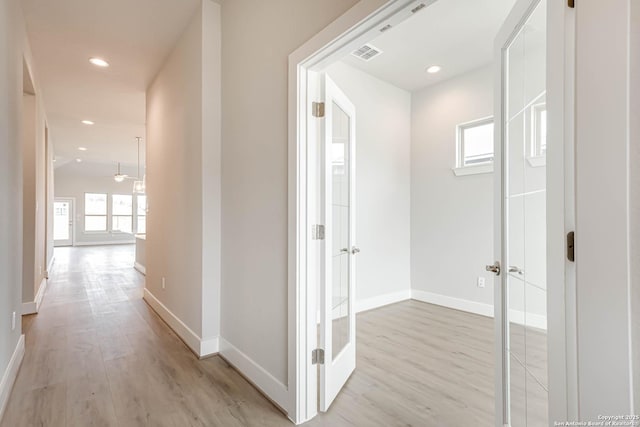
[114, 162, 126, 182]
[133, 137, 145, 194]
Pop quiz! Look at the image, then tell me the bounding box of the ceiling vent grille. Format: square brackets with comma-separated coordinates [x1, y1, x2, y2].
[351, 44, 383, 62]
[412, 0, 438, 14]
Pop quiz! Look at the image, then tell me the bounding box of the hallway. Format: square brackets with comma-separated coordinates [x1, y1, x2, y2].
[1, 246, 290, 427]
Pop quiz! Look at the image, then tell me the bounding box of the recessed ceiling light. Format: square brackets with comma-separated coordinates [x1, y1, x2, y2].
[78, 147, 87, 151]
[75, 158, 82, 163]
[89, 57, 109, 67]
[426, 65, 441, 74]
[81, 120, 94, 125]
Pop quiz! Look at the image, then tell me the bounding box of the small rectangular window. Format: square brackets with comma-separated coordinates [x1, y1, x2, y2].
[457, 118, 494, 167]
[112, 194, 133, 234]
[84, 193, 107, 232]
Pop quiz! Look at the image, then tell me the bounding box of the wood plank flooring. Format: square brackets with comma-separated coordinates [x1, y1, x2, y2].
[0, 245, 543, 426]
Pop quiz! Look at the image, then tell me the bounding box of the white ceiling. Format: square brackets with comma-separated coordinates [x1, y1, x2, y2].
[341, 0, 517, 91]
[22, 0, 201, 171]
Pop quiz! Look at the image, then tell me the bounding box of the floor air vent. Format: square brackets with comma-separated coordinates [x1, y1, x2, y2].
[351, 44, 383, 62]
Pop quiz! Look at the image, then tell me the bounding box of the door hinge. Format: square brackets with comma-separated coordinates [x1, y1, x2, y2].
[312, 224, 325, 240]
[568, 0, 574, 8]
[567, 231, 575, 262]
[312, 348, 325, 365]
[312, 102, 325, 118]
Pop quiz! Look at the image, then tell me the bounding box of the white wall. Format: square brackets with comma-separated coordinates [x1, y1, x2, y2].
[0, 0, 36, 418]
[219, 0, 366, 391]
[575, 0, 635, 417]
[145, 0, 221, 357]
[54, 162, 141, 245]
[632, 0, 640, 413]
[411, 66, 495, 307]
[325, 61, 411, 308]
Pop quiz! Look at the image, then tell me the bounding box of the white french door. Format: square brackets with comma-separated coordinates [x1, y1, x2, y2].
[319, 74, 357, 412]
[53, 198, 74, 247]
[492, 0, 549, 426]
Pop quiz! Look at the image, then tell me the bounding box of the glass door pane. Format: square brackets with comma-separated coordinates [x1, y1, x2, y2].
[54, 201, 70, 240]
[331, 101, 351, 360]
[504, 1, 548, 426]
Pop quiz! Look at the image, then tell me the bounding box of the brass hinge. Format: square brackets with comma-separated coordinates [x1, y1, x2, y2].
[568, 0, 574, 8]
[312, 102, 325, 118]
[567, 231, 575, 262]
[312, 348, 325, 365]
[312, 225, 325, 240]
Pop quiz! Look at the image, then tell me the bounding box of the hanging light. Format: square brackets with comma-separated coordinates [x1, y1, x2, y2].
[133, 137, 145, 194]
[114, 162, 126, 182]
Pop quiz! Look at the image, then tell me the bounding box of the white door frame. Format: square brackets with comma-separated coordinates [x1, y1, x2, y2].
[287, 0, 576, 425]
[53, 197, 75, 247]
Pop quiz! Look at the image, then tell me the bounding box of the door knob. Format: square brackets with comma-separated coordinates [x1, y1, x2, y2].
[486, 261, 501, 276]
[351, 247, 360, 255]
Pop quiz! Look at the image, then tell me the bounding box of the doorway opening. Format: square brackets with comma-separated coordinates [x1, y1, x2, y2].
[289, 0, 572, 425]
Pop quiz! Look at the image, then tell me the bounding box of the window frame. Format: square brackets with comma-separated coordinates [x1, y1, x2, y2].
[111, 194, 134, 234]
[453, 116, 495, 176]
[136, 194, 147, 235]
[83, 192, 108, 233]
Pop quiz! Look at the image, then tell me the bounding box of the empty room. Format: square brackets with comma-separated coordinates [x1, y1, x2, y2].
[0, 0, 637, 426]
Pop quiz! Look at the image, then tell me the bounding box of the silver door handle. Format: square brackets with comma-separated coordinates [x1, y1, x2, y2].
[486, 261, 501, 276]
[340, 248, 349, 253]
[351, 247, 360, 255]
[508, 266, 524, 275]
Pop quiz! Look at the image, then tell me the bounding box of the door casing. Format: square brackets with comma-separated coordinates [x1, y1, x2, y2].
[287, 0, 576, 424]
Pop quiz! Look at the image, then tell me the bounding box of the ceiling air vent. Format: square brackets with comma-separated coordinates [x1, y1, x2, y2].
[351, 44, 383, 62]
[412, 0, 438, 14]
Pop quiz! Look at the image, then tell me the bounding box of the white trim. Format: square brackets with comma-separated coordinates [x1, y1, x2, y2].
[143, 288, 218, 357]
[452, 164, 494, 177]
[411, 289, 547, 331]
[219, 337, 289, 413]
[411, 289, 494, 317]
[74, 240, 135, 247]
[355, 290, 411, 313]
[133, 262, 146, 276]
[0, 335, 25, 422]
[22, 277, 48, 315]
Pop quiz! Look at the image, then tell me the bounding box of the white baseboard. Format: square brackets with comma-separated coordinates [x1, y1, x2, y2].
[355, 290, 412, 313]
[411, 290, 494, 317]
[74, 240, 135, 247]
[22, 277, 48, 315]
[411, 289, 547, 330]
[219, 338, 288, 412]
[0, 335, 25, 422]
[133, 262, 146, 275]
[143, 288, 218, 357]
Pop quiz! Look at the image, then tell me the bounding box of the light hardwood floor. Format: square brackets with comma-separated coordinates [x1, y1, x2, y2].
[1, 245, 531, 426]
